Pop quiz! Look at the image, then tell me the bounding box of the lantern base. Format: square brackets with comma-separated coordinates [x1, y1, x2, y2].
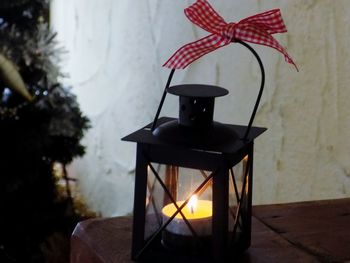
[161, 230, 211, 254]
[139, 236, 248, 263]
[152, 119, 239, 147]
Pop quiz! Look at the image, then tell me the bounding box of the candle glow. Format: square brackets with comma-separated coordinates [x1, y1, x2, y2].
[162, 196, 212, 220]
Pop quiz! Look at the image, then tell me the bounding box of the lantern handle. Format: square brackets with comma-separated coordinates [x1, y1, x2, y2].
[151, 40, 265, 141]
[235, 40, 265, 141]
[151, 69, 175, 131]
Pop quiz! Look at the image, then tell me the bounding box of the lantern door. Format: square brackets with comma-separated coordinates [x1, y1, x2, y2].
[131, 142, 254, 261]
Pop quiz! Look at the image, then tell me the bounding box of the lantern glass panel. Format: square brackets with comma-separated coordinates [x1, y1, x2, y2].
[143, 154, 251, 253]
[228, 155, 249, 246]
[144, 163, 214, 243]
[144, 163, 164, 240]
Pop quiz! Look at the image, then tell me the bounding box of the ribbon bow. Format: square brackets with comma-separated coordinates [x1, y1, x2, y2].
[163, 0, 297, 70]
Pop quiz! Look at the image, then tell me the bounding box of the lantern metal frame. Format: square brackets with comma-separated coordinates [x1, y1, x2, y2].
[122, 40, 267, 262]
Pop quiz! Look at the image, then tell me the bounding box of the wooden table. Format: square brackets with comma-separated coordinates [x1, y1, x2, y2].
[71, 199, 350, 262]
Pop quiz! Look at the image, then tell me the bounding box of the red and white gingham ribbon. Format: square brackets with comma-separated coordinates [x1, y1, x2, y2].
[163, 0, 297, 70]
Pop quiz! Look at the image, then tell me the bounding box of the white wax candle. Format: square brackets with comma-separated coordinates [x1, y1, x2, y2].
[162, 195, 212, 236]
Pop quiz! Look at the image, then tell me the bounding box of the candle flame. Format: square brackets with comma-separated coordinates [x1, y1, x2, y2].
[188, 195, 198, 214]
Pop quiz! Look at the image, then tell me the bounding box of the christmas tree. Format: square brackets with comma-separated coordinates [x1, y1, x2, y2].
[0, 0, 90, 262]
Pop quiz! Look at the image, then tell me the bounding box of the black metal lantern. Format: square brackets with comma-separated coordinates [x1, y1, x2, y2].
[122, 41, 266, 262]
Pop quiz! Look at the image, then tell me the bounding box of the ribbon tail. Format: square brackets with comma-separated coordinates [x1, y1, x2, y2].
[163, 34, 229, 69]
[237, 27, 298, 71]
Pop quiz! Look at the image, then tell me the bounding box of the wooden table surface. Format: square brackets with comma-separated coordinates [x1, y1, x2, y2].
[71, 198, 350, 263]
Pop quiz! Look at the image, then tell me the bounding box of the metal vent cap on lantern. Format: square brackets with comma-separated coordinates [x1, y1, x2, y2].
[152, 84, 239, 147]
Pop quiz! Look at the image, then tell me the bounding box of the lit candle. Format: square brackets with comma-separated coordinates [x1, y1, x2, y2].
[162, 195, 212, 236]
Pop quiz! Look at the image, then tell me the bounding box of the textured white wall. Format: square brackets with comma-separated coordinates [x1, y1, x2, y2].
[51, 0, 350, 216]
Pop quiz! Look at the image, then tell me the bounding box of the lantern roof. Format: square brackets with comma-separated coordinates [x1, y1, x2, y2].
[122, 117, 266, 155]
